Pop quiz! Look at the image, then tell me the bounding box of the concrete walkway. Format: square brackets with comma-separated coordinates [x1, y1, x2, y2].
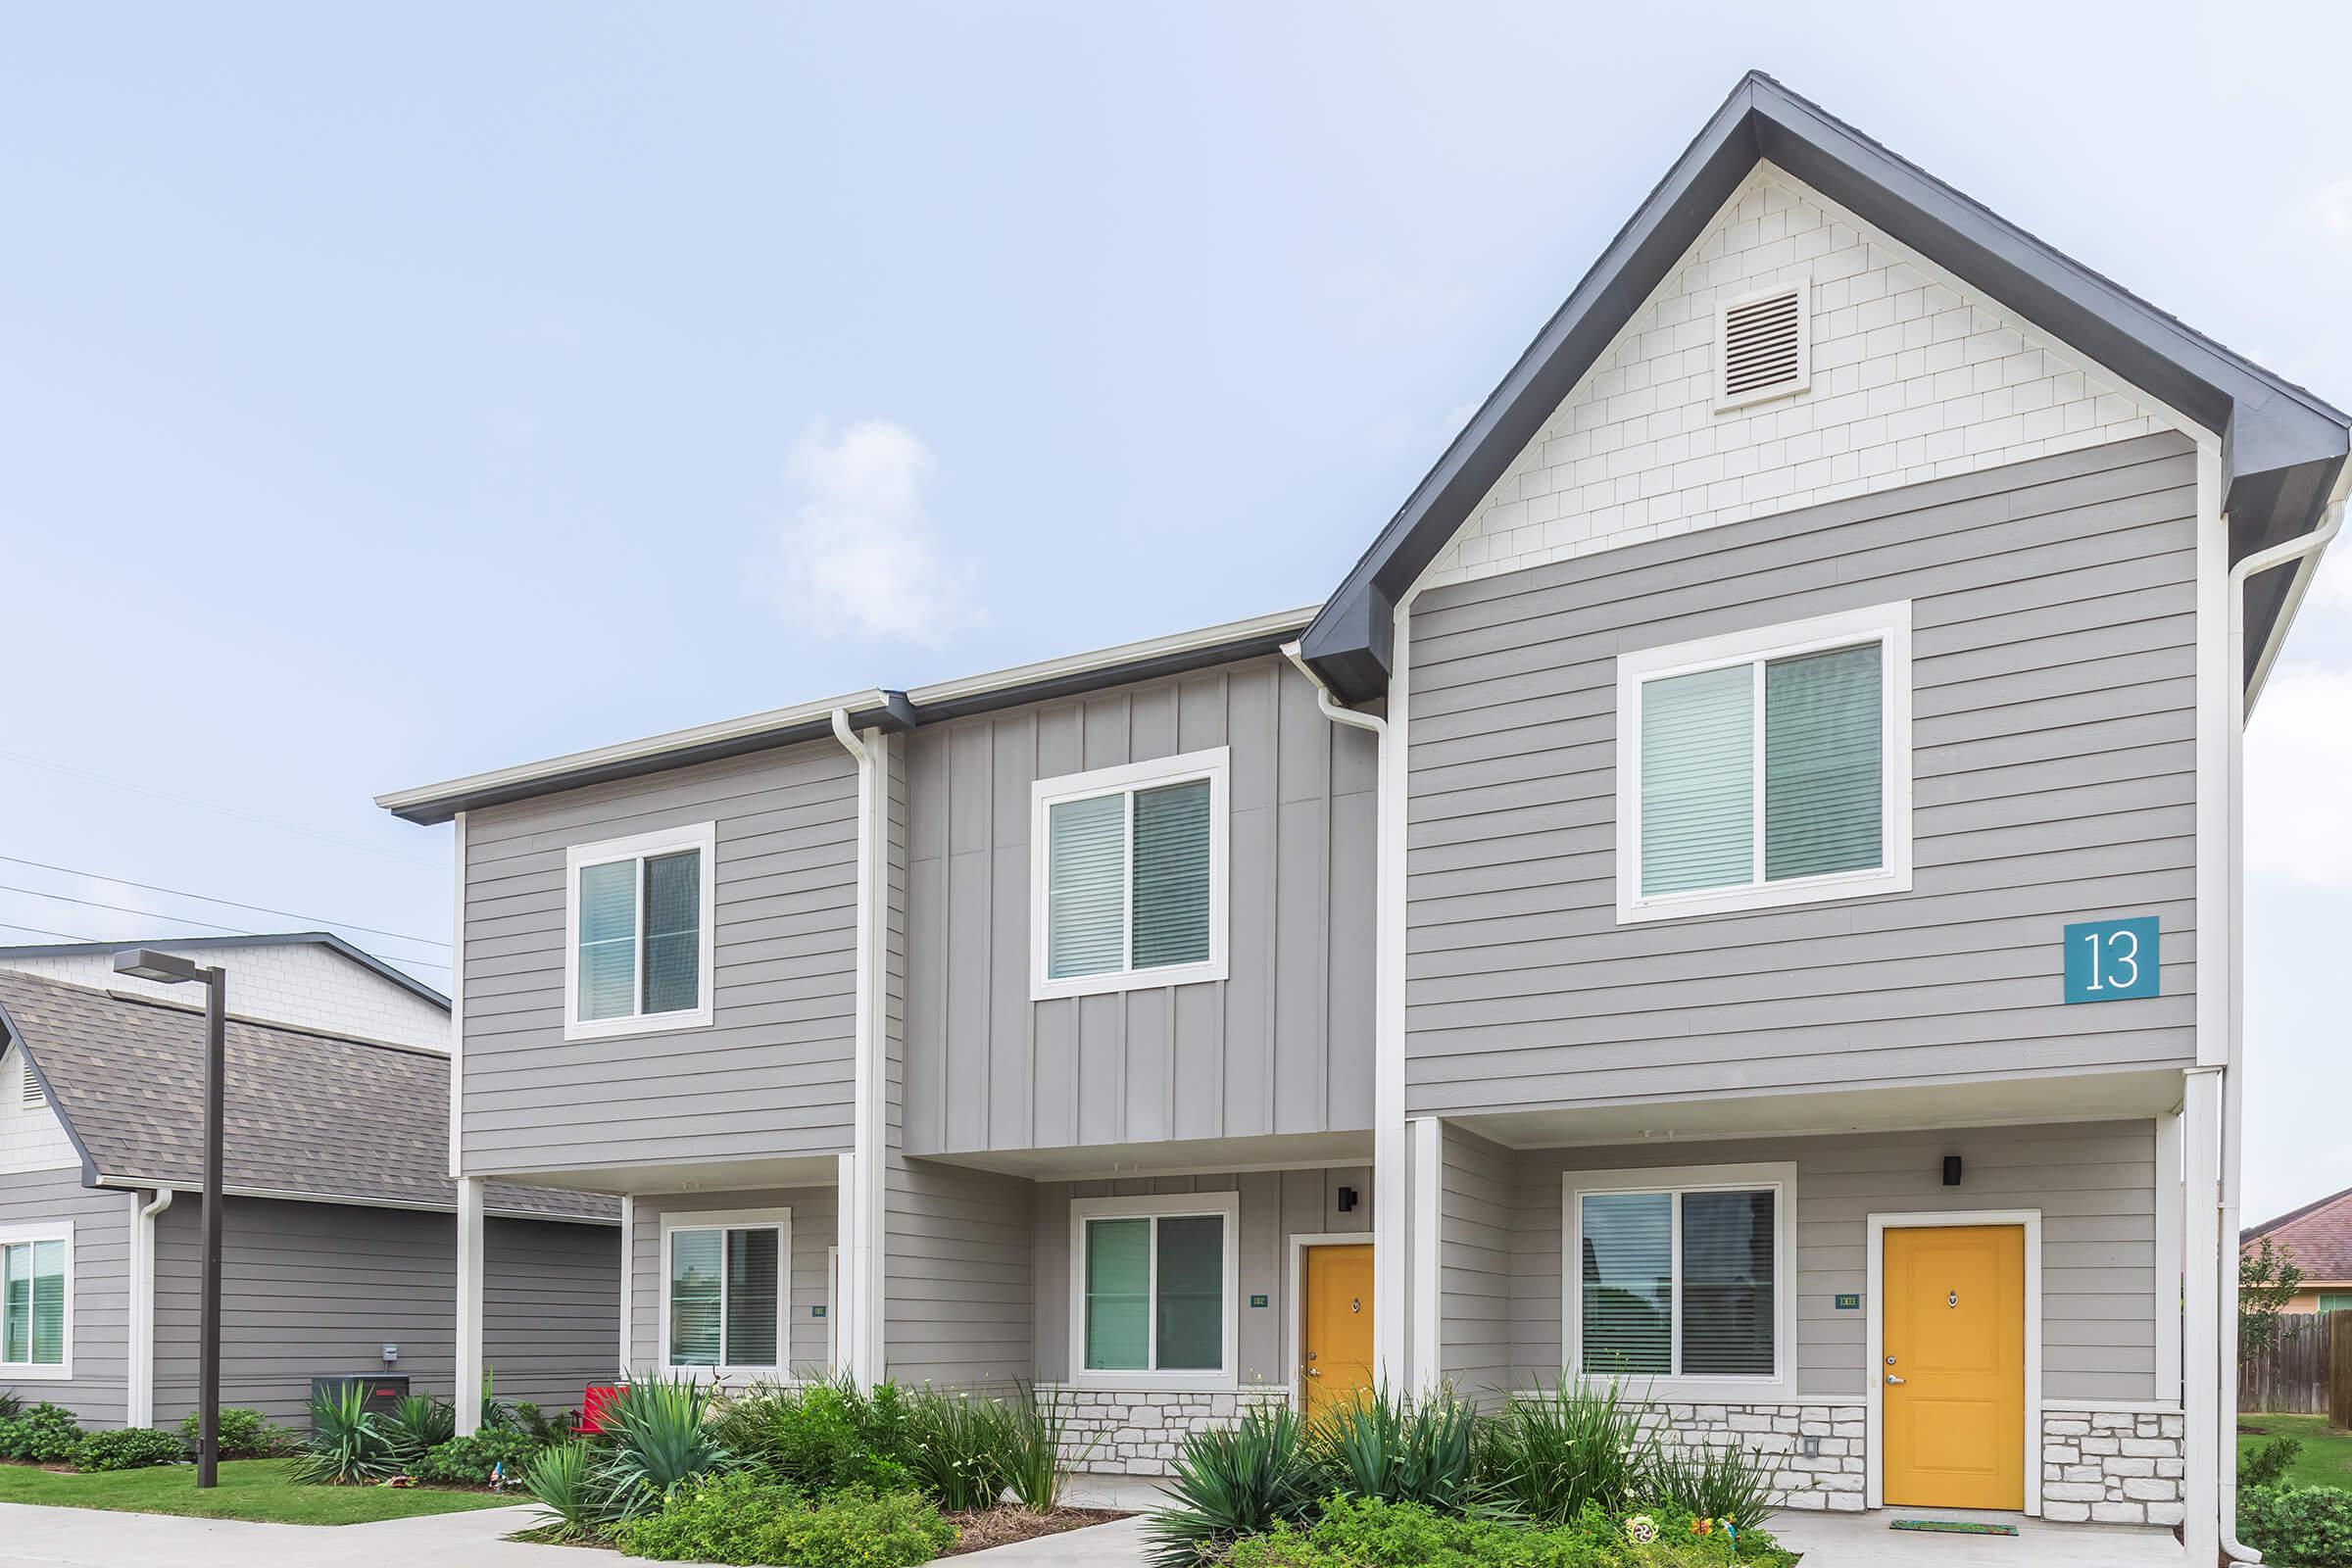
[1772, 1509, 2181, 1565]
[0, 1500, 571, 1568]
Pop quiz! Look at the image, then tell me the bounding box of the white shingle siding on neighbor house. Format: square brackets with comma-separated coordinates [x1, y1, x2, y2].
[0, 943, 448, 1053]
[0, 1047, 80, 1175]
[1416, 164, 2185, 594]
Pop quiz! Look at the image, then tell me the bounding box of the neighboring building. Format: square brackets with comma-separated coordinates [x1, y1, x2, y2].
[0, 932, 452, 1054]
[0, 962, 618, 1429]
[379, 73, 2346, 1558]
[2243, 1188, 2352, 1313]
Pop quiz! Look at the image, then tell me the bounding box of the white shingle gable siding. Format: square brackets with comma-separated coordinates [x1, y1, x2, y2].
[1416, 164, 2189, 594]
[0, 942, 448, 1054]
[0, 1047, 78, 1175]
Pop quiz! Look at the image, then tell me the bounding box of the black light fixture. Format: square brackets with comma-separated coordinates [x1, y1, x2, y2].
[1941, 1155, 1963, 1188]
[115, 950, 226, 1490]
[1336, 1186, 1359, 1213]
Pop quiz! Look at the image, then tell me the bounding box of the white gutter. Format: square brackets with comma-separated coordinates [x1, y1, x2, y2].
[829, 708, 886, 1391]
[2217, 493, 2344, 1562]
[126, 1187, 172, 1427]
[907, 606, 1318, 710]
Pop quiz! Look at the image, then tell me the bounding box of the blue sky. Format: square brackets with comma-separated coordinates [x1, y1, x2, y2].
[2, 4, 2347, 1220]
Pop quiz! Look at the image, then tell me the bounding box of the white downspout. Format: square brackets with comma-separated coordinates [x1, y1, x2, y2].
[829, 708, 886, 1391]
[127, 1187, 173, 1428]
[1280, 640, 1409, 1387]
[2217, 494, 2344, 1562]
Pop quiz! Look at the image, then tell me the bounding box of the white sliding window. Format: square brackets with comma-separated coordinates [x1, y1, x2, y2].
[1031, 749, 1229, 1000]
[662, 1208, 789, 1378]
[0, 1223, 71, 1379]
[1067, 1192, 1240, 1389]
[564, 822, 717, 1040]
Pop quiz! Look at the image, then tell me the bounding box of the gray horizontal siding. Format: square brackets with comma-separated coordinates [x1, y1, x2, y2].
[1504, 1119, 2157, 1402]
[1437, 1125, 1512, 1407]
[1032, 1165, 1371, 1385]
[626, 1187, 836, 1377]
[886, 1157, 1034, 1387]
[462, 741, 860, 1176]
[0, 1169, 131, 1429]
[1406, 433, 2201, 1114]
[154, 1198, 618, 1425]
[904, 657, 1379, 1157]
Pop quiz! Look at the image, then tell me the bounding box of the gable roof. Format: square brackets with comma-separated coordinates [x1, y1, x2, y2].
[0, 968, 608, 1223]
[0, 931, 450, 1013]
[2244, 1185, 2352, 1283]
[1300, 71, 2351, 703]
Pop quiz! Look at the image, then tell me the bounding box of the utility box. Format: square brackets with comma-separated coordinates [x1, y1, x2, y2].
[310, 1374, 409, 1427]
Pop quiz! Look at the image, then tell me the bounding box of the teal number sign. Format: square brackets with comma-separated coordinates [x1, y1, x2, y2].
[1834, 1294, 1861, 1312]
[2064, 916, 2159, 1004]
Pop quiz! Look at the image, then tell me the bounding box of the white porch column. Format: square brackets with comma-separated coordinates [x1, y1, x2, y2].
[456, 1174, 485, 1437]
[616, 1195, 634, 1378]
[1408, 1116, 1442, 1393]
[2180, 1068, 2220, 1567]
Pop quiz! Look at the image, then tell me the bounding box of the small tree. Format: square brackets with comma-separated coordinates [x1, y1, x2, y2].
[2240, 1238, 2306, 1359]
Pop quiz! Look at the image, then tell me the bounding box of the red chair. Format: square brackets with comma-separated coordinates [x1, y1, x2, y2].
[579, 1383, 624, 1436]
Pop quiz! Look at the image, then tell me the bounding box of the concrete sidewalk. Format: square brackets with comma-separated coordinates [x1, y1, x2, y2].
[1771, 1509, 2181, 1565]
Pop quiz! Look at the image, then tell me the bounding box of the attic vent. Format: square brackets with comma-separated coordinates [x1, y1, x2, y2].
[1717, 278, 1810, 411]
[17, 1056, 38, 1109]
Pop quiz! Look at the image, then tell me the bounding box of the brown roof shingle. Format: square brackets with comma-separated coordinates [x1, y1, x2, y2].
[0, 968, 612, 1224]
[2244, 1186, 2352, 1284]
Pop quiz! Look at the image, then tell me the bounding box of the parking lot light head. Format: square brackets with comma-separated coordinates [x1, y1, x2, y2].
[113, 949, 206, 985]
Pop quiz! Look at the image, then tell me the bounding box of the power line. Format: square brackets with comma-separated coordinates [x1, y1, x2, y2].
[0, 882, 452, 972]
[0, 918, 101, 944]
[0, 855, 451, 950]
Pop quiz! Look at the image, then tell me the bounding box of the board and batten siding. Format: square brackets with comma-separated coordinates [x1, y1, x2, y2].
[1405, 432, 2200, 1114]
[0, 1168, 132, 1428]
[1504, 1120, 2159, 1402]
[460, 741, 861, 1177]
[904, 657, 1378, 1157]
[626, 1188, 836, 1376]
[153, 1198, 618, 1425]
[1032, 1166, 1371, 1385]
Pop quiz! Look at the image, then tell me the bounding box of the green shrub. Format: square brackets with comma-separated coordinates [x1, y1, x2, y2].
[412, 1426, 544, 1486]
[523, 1441, 613, 1543]
[73, 1428, 185, 1472]
[1004, 1382, 1091, 1512]
[1147, 1403, 1330, 1568]
[599, 1374, 732, 1520]
[1313, 1388, 1478, 1513]
[0, 1390, 21, 1420]
[616, 1474, 956, 1567]
[0, 1402, 84, 1464]
[510, 1400, 573, 1445]
[382, 1394, 458, 1464]
[2242, 1435, 2306, 1491]
[903, 1386, 1018, 1512]
[711, 1378, 912, 1494]
[1473, 1376, 1653, 1526]
[288, 1383, 396, 1486]
[2240, 1485, 2352, 1568]
[1644, 1442, 1779, 1532]
[178, 1406, 297, 1460]
[1223, 1495, 1794, 1568]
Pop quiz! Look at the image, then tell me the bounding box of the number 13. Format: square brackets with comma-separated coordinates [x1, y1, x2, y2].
[2082, 927, 2139, 992]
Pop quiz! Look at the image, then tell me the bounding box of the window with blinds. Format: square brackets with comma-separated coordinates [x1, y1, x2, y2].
[0, 1235, 67, 1370]
[1618, 604, 1910, 922]
[1034, 749, 1229, 1000]
[1573, 1170, 1787, 1387]
[1074, 1199, 1234, 1380]
[565, 823, 716, 1039]
[666, 1218, 785, 1372]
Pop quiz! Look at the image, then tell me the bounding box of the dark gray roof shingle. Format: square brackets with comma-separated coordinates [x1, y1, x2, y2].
[0, 968, 612, 1223]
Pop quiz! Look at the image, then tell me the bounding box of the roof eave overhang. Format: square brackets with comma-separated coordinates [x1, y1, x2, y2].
[1302, 71, 2349, 704]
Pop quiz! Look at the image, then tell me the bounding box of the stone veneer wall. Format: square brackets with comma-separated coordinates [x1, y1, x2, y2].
[2040, 1408, 2185, 1526]
[1044, 1386, 1291, 1476]
[1635, 1402, 1868, 1513]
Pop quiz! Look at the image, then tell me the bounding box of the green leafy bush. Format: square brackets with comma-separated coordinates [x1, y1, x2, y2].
[1226, 1495, 1794, 1568]
[1313, 1388, 1478, 1513]
[0, 1390, 21, 1420]
[2240, 1485, 2352, 1568]
[2241, 1435, 2306, 1491]
[178, 1406, 297, 1460]
[712, 1378, 913, 1494]
[0, 1402, 84, 1464]
[1147, 1403, 1330, 1568]
[412, 1426, 544, 1486]
[903, 1386, 1018, 1512]
[288, 1383, 396, 1485]
[1004, 1382, 1092, 1512]
[599, 1374, 732, 1520]
[73, 1427, 186, 1472]
[615, 1474, 956, 1567]
[382, 1394, 459, 1464]
[523, 1440, 613, 1543]
[509, 1400, 573, 1445]
[1473, 1376, 1654, 1526]
[1643, 1442, 1779, 1532]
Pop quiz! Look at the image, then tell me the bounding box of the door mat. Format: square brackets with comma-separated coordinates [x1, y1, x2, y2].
[1890, 1520, 2020, 1537]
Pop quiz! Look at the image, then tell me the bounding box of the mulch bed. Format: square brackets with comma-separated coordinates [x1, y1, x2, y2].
[942, 1506, 1133, 1556]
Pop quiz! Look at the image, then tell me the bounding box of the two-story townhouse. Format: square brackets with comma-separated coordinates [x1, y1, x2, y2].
[381, 74, 2347, 1559]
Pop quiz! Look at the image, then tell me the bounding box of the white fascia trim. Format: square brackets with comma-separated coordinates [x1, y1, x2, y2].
[562, 820, 718, 1042]
[659, 1206, 794, 1382]
[0, 1217, 74, 1381]
[88, 1174, 619, 1226]
[1066, 1190, 1243, 1393]
[1029, 747, 1231, 1002]
[908, 606, 1320, 710]
[1562, 1162, 1798, 1401]
[1864, 1207, 2044, 1516]
[1615, 600, 1913, 924]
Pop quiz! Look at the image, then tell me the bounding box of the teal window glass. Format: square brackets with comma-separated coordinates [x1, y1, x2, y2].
[2319, 1293, 2352, 1314]
[1580, 1193, 1671, 1376]
[1132, 780, 1212, 970]
[1765, 646, 1883, 882]
[1084, 1212, 1227, 1373]
[1153, 1215, 1224, 1370]
[576, 859, 639, 1021]
[667, 1230, 722, 1367]
[0, 1240, 64, 1368]
[1680, 1191, 1774, 1377]
[1048, 795, 1129, 980]
[1084, 1218, 1151, 1371]
[642, 850, 703, 1015]
[1640, 665, 1754, 897]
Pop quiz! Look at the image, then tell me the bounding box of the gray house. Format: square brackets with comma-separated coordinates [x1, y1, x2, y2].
[380, 74, 2344, 1558]
[0, 962, 619, 1429]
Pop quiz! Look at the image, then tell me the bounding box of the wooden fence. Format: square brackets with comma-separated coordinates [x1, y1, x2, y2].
[2240, 1311, 2345, 1415]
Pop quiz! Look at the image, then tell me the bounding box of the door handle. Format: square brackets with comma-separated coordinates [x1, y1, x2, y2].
[1305, 1367, 1321, 1378]
[1886, 1374, 1906, 1386]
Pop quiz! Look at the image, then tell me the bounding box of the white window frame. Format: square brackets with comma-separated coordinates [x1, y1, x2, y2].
[1030, 748, 1230, 1001]
[1714, 276, 1812, 413]
[564, 821, 718, 1042]
[658, 1206, 791, 1382]
[0, 1219, 74, 1381]
[1563, 1163, 1794, 1401]
[1615, 601, 1912, 923]
[1066, 1191, 1241, 1392]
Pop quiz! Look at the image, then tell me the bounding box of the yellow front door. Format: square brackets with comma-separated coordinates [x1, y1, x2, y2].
[1302, 1245, 1374, 1422]
[1883, 1225, 2027, 1510]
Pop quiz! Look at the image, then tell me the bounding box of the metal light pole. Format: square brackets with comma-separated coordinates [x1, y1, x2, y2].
[114, 950, 225, 1489]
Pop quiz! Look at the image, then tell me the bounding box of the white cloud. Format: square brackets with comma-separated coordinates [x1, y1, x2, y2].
[2247, 665, 2352, 887]
[2304, 178, 2352, 242]
[771, 418, 977, 646]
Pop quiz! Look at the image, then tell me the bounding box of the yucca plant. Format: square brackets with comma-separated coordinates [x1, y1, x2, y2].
[1003, 1382, 1095, 1512]
[523, 1440, 612, 1542]
[1315, 1385, 1478, 1512]
[1472, 1373, 1653, 1525]
[381, 1393, 457, 1464]
[903, 1385, 1017, 1510]
[1146, 1402, 1329, 1568]
[595, 1373, 731, 1520]
[1646, 1438, 1779, 1531]
[288, 1383, 396, 1486]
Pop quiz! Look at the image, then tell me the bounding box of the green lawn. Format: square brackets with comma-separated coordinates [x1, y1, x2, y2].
[2238, 1415, 2352, 1490]
[0, 1457, 521, 1524]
